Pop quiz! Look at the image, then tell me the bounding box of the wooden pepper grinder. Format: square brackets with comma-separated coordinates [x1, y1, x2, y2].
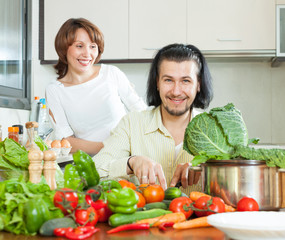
[25, 121, 39, 151]
[43, 150, 57, 190]
[28, 149, 43, 184]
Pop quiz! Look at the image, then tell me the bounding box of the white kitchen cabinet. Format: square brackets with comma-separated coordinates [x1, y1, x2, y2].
[43, 0, 128, 60]
[187, 0, 275, 51]
[129, 0, 187, 59]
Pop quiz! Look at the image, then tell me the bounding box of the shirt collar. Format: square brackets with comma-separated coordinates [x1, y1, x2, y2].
[145, 106, 170, 136]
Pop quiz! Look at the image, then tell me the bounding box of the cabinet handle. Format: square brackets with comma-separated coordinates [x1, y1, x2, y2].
[217, 38, 242, 42]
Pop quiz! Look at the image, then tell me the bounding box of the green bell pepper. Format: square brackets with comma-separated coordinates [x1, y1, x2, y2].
[23, 197, 51, 234]
[99, 180, 122, 191]
[64, 164, 84, 191]
[73, 150, 100, 188]
[107, 188, 138, 214]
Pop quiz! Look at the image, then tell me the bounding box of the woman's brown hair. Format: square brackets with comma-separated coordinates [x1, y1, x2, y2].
[54, 18, 104, 79]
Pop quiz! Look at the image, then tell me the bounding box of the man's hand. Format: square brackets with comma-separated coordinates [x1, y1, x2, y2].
[128, 156, 167, 190]
[169, 163, 201, 189]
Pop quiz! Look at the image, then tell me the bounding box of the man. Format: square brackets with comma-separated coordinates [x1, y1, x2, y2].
[93, 43, 213, 193]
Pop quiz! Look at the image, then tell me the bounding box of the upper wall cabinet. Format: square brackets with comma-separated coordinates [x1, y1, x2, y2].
[41, 0, 275, 62]
[42, 0, 128, 61]
[187, 0, 275, 52]
[129, 0, 187, 59]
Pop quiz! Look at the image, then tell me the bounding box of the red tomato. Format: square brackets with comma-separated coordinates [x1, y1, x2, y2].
[138, 184, 149, 195]
[136, 191, 146, 208]
[87, 198, 113, 223]
[237, 197, 259, 211]
[85, 189, 101, 206]
[169, 196, 193, 219]
[53, 188, 79, 215]
[143, 184, 165, 203]
[75, 206, 98, 226]
[194, 196, 225, 217]
[94, 200, 113, 223]
[118, 180, 136, 190]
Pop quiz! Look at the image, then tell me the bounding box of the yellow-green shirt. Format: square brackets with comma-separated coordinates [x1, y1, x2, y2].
[93, 106, 202, 194]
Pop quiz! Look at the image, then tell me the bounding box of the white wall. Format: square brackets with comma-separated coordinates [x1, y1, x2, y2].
[1, 0, 285, 145]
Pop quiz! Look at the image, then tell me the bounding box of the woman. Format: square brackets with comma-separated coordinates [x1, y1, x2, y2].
[46, 18, 146, 156]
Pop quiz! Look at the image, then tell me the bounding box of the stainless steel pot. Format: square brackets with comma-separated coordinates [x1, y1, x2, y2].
[198, 159, 285, 211]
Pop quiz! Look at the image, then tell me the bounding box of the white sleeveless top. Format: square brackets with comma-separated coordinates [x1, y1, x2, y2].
[45, 64, 147, 141]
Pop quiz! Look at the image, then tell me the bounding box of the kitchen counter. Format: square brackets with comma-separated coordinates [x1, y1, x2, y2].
[0, 223, 226, 240]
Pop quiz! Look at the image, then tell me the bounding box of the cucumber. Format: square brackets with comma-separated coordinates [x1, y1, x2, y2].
[108, 209, 171, 227]
[181, 192, 188, 198]
[39, 217, 76, 236]
[164, 187, 182, 200]
[138, 202, 168, 211]
[162, 199, 172, 208]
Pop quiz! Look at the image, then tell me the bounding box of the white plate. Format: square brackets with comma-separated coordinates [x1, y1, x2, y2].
[207, 211, 285, 240]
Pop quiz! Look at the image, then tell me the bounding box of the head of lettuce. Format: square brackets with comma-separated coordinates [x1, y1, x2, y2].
[183, 103, 285, 168]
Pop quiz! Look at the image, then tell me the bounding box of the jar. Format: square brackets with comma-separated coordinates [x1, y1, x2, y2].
[12, 124, 23, 145]
[8, 127, 19, 143]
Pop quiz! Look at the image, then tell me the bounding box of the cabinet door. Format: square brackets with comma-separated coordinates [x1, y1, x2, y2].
[44, 0, 128, 60]
[187, 0, 275, 51]
[129, 0, 187, 59]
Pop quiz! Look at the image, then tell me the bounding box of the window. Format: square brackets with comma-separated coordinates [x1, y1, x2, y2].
[0, 0, 31, 110]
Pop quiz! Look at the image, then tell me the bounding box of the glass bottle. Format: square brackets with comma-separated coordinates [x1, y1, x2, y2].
[8, 127, 19, 143]
[25, 121, 39, 151]
[12, 124, 23, 145]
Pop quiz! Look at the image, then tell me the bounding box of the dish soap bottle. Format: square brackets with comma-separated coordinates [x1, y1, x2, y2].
[29, 96, 40, 122]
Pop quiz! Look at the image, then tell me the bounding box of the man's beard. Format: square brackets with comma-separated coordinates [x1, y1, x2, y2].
[162, 103, 191, 116]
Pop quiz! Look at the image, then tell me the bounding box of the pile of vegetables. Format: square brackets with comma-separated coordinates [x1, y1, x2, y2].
[183, 103, 285, 168]
[0, 138, 263, 238]
[0, 176, 63, 235]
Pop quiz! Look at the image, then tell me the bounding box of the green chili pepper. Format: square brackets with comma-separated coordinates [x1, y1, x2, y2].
[73, 150, 100, 188]
[99, 180, 122, 191]
[64, 164, 84, 191]
[107, 188, 138, 214]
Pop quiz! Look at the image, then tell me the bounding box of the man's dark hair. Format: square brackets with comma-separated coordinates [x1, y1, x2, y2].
[146, 43, 213, 109]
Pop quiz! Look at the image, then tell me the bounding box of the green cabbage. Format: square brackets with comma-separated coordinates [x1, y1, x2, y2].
[184, 103, 285, 168]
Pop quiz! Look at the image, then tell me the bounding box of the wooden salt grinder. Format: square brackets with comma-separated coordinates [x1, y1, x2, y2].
[43, 150, 57, 190]
[28, 149, 43, 184]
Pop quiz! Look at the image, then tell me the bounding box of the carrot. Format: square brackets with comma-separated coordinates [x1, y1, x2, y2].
[225, 204, 236, 212]
[189, 191, 210, 202]
[190, 191, 236, 212]
[173, 216, 210, 229]
[136, 212, 186, 227]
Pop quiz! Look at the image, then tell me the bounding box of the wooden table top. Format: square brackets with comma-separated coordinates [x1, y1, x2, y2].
[0, 223, 227, 240]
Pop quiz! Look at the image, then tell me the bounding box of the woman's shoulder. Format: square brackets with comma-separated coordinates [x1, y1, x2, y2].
[46, 80, 62, 92]
[101, 63, 120, 71]
[123, 106, 155, 121]
[100, 64, 125, 77]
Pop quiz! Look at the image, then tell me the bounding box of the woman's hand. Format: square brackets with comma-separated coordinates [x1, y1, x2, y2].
[128, 156, 167, 190]
[169, 163, 201, 189]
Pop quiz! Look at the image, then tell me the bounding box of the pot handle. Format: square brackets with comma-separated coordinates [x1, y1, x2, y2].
[190, 165, 202, 171]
